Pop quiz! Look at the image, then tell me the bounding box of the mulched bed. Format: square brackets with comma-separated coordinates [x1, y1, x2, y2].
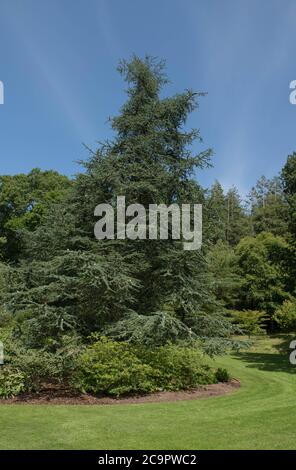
[0, 379, 240, 405]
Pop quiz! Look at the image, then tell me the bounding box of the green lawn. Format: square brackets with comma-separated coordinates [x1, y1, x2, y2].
[0, 335, 295, 450]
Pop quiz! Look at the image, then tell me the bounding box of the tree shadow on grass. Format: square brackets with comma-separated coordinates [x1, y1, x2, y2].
[233, 351, 296, 375]
[273, 334, 296, 355]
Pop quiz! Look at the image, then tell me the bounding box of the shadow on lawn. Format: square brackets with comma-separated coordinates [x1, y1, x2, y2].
[233, 351, 296, 374]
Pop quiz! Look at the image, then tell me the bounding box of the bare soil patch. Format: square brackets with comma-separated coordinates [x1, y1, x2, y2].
[0, 379, 240, 405]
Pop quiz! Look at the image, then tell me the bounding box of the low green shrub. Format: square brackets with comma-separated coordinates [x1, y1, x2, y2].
[274, 300, 296, 332]
[230, 310, 267, 336]
[0, 367, 25, 398]
[75, 336, 219, 397]
[139, 343, 216, 391]
[215, 367, 230, 382]
[75, 337, 155, 396]
[1, 333, 80, 392]
[11, 349, 66, 392]
[0, 333, 229, 398]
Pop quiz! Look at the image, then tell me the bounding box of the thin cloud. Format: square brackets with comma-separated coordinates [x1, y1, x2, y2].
[1, 3, 96, 140]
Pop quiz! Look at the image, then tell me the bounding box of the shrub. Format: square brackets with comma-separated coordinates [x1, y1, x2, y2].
[0, 367, 25, 398]
[215, 367, 230, 383]
[0, 335, 227, 398]
[1, 333, 81, 392]
[230, 310, 267, 336]
[75, 337, 219, 397]
[274, 300, 296, 332]
[76, 337, 155, 396]
[11, 349, 66, 391]
[139, 344, 216, 391]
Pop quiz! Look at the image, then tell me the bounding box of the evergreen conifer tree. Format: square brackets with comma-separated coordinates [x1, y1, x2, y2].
[8, 56, 236, 354]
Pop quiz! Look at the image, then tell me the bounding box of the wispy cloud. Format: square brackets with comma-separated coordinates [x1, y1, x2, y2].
[191, 0, 296, 192]
[2, 2, 96, 140]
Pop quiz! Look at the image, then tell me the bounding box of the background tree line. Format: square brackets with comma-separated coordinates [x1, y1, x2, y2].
[1, 158, 295, 339]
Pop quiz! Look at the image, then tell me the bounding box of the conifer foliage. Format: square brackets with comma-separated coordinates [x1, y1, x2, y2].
[7, 56, 235, 353]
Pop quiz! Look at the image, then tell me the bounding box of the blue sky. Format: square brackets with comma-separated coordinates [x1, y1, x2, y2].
[0, 0, 295, 195]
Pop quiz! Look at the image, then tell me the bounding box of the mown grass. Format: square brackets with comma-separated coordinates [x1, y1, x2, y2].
[0, 335, 295, 450]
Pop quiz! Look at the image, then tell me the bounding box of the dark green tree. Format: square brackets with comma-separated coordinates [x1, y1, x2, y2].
[205, 181, 227, 244]
[248, 176, 289, 237]
[280, 153, 296, 295]
[225, 187, 251, 245]
[234, 232, 291, 319]
[205, 183, 250, 246]
[206, 240, 242, 310]
[0, 168, 71, 261]
[8, 56, 236, 354]
[282, 153, 296, 235]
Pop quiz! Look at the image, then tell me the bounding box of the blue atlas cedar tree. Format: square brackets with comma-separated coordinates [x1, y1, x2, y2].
[6, 56, 238, 354]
